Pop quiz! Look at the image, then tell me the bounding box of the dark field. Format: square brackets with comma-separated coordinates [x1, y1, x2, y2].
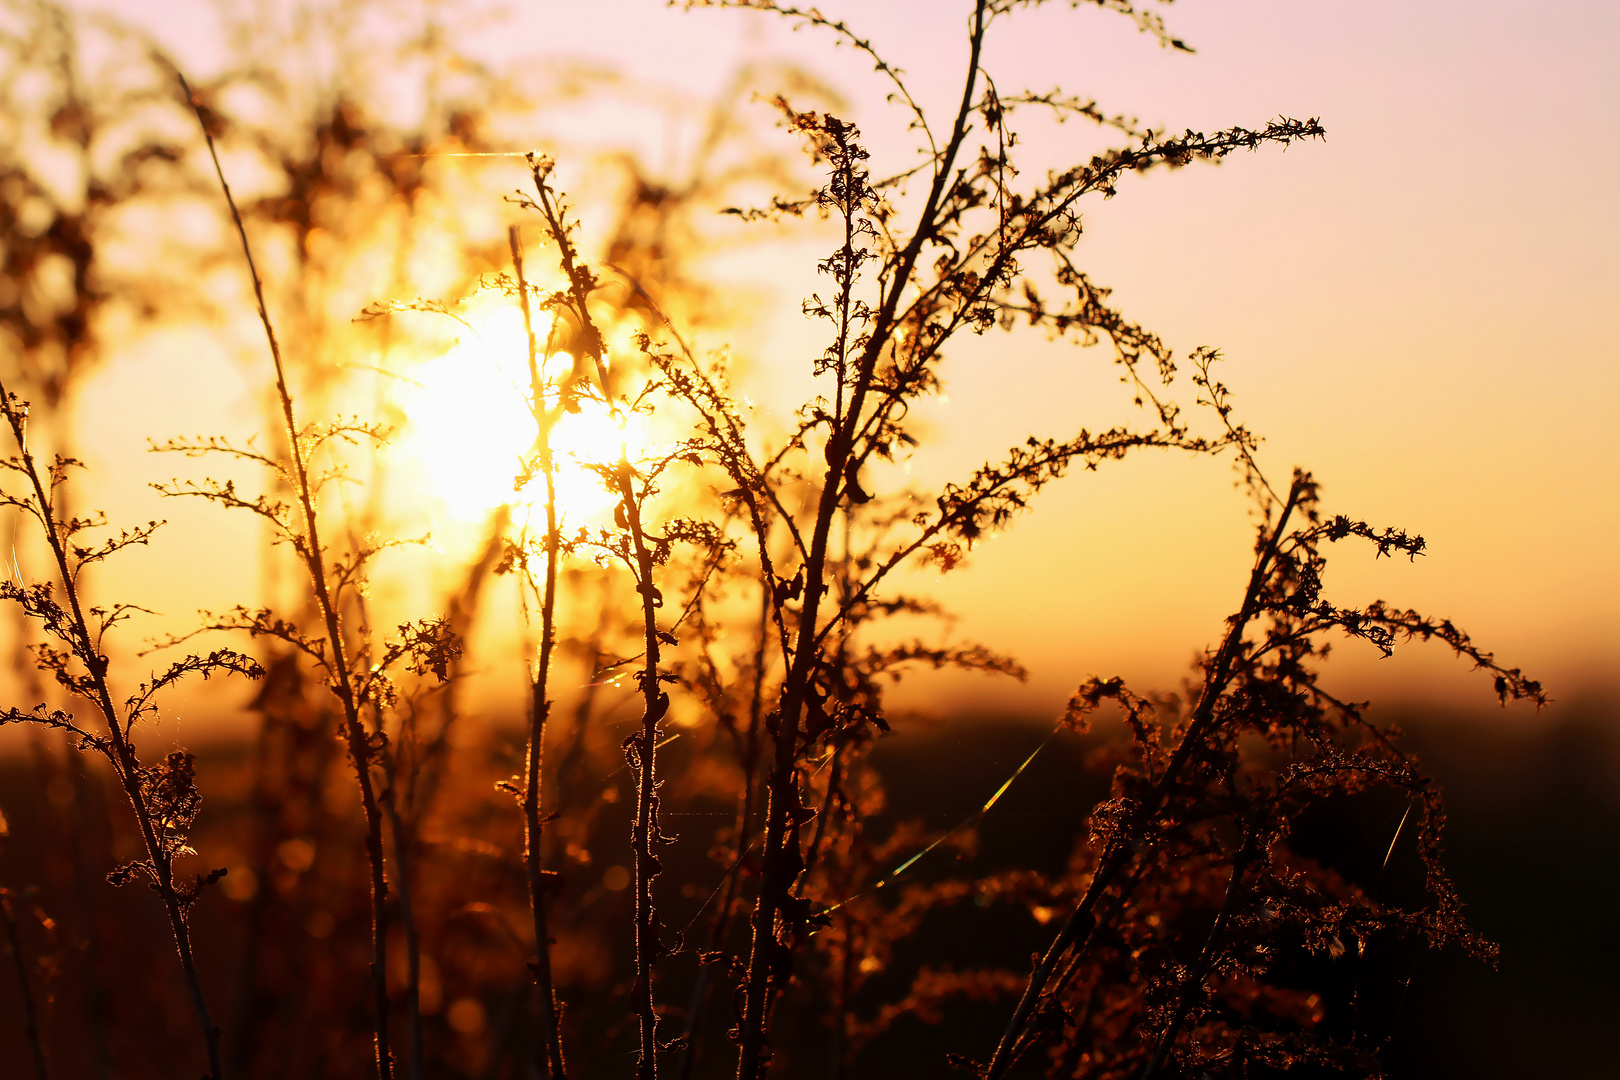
[2, 697, 1611, 1078]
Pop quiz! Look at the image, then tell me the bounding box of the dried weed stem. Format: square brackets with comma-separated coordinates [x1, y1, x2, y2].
[510, 224, 567, 1080]
[0, 382, 231, 1078]
[987, 480, 1304, 1076]
[737, 6, 993, 1072]
[1, 884, 49, 1080]
[525, 155, 672, 1079]
[181, 72, 395, 1080]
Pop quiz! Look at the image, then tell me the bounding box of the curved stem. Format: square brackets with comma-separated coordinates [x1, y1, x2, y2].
[0, 384, 223, 1078]
[1, 886, 50, 1080]
[526, 165, 670, 1078]
[512, 226, 568, 1080]
[985, 480, 1302, 1077]
[184, 72, 393, 1080]
[736, 7, 992, 1076]
[1139, 828, 1256, 1080]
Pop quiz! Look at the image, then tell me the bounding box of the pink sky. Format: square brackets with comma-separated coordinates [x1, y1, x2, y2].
[74, 0, 1619, 722]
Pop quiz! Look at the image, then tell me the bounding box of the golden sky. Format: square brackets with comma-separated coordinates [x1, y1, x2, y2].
[59, 0, 1620, 728]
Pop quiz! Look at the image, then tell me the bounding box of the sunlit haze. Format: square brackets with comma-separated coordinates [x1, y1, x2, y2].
[42, 0, 1620, 726]
[391, 303, 624, 525]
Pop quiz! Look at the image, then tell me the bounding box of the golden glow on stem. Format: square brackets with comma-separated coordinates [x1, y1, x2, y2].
[391, 302, 634, 523]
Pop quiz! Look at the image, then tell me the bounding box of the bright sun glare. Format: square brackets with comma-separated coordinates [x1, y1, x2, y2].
[392, 302, 627, 525]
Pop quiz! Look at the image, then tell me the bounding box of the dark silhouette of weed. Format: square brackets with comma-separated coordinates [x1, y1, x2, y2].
[0, 381, 264, 1078]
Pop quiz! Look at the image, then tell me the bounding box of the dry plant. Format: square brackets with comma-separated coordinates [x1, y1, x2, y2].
[0, 373, 264, 1080]
[161, 71, 465, 1080]
[0, 2, 1547, 1079]
[503, 221, 568, 1080]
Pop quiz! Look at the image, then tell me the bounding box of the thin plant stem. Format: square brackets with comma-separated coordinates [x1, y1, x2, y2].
[228, 704, 284, 1078]
[985, 479, 1304, 1078]
[735, 6, 992, 1072]
[828, 910, 851, 1080]
[511, 224, 567, 1080]
[1138, 826, 1257, 1080]
[0, 383, 225, 1078]
[1, 886, 49, 1080]
[383, 773, 423, 1080]
[526, 156, 670, 1080]
[623, 462, 670, 1080]
[181, 71, 394, 1080]
[31, 735, 112, 1080]
[674, 588, 770, 1080]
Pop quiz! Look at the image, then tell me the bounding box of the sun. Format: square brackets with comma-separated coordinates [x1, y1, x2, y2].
[390, 301, 629, 526]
